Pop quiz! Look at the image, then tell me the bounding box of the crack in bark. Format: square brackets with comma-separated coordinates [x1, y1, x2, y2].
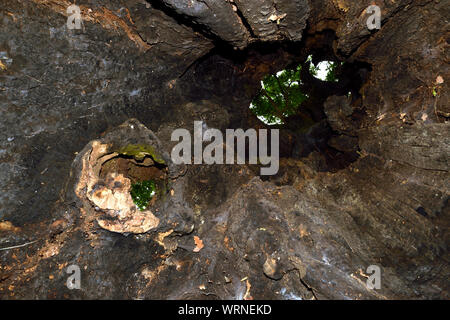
[300, 278, 318, 300]
[232, 2, 257, 39]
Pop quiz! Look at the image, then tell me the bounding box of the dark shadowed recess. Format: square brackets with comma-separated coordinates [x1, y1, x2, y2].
[177, 29, 372, 176]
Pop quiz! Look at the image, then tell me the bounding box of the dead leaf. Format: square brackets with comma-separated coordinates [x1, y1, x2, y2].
[421, 113, 428, 121]
[268, 13, 287, 24]
[193, 236, 204, 252]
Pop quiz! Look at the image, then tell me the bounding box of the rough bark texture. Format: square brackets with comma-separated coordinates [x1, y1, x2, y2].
[0, 0, 448, 299]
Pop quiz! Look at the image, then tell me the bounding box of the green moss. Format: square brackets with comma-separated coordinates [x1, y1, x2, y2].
[130, 180, 157, 211]
[432, 87, 437, 97]
[118, 144, 165, 164]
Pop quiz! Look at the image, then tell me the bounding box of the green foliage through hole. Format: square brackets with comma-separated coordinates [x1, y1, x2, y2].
[250, 56, 341, 125]
[130, 180, 157, 211]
